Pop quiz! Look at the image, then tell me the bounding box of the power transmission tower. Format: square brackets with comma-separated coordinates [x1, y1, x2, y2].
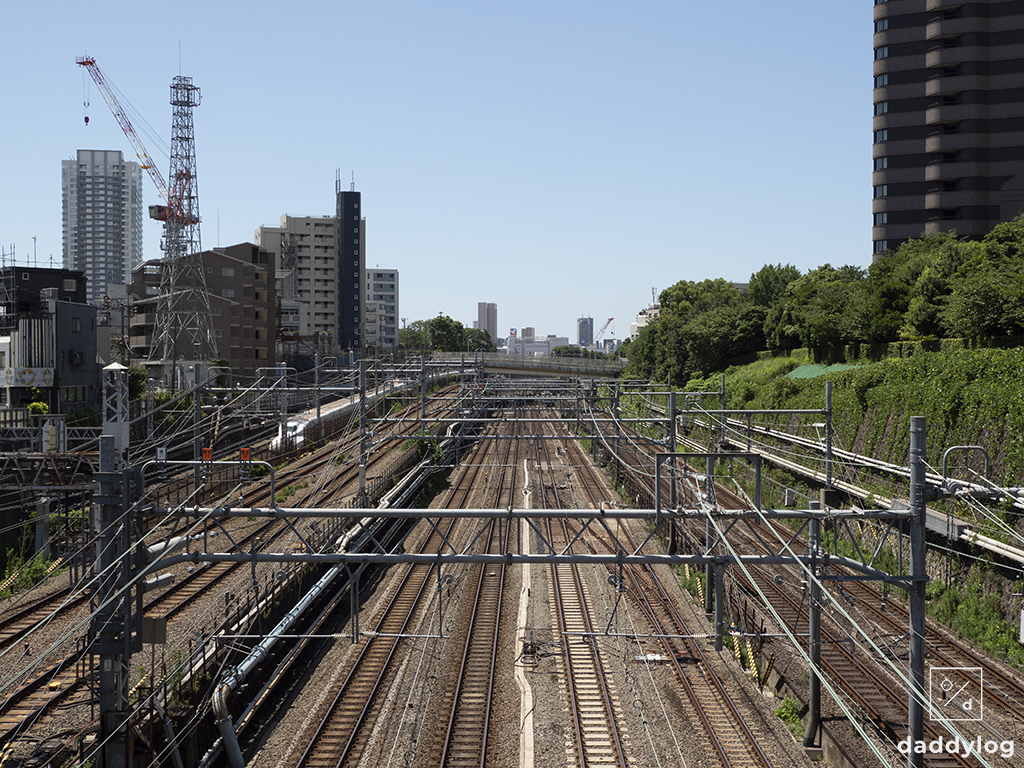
[151, 75, 218, 364]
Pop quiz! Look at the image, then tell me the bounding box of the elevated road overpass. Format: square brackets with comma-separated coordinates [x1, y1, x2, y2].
[429, 352, 626, 379]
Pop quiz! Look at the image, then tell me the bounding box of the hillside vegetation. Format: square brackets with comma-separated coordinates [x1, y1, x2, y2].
[617, 217, 1024, 669]
[686, 347, 1024, 488]
[622, 214, 1024, 385]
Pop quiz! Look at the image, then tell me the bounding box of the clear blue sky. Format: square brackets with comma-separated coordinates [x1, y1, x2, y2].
[2, 1, 870, 344]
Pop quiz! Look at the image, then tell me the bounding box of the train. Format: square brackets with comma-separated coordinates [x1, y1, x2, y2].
[269, 371, 453, 452]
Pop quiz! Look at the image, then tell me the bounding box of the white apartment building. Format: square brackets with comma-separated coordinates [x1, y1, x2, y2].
[255, 214, 342, 341]
[61, 149, 144, 305]
[364, 268, 399, 351]
[630, 303, 660, 340]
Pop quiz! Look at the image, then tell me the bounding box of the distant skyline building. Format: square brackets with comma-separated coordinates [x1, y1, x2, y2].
[478, 302, 497, 344]
[872, 0, 1024, 258]
[577, 316, 594, 347]
[61, 149, 144, 305]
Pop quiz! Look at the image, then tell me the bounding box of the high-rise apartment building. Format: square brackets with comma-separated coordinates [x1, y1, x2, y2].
[365, 268, 399, 350]
[477, 302, 497, 344]
[255, 214, 339, 341]
[872, 0, 1024, 258]
[62, 149, 144, 304]
[256, 180, 369, 358]
[336, 182, 365, 354]
[577, 316, 594, 347]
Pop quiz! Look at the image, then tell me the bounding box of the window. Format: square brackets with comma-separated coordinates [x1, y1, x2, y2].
[222, 267, 235, 277]
[873, 185, 888, 198]
[223, 288, 235, 297]
[63, 278, 77, 291]
[874, 101, 889, 115]
[874, 157, 888, 170]
[874, 18, 888, 32]
[873, 129, 888, 143]
[873, 212, 888, 226]
[874, 73, 888, 88]
[72, 317, 81, 332]
[873, 240, 888, 253]
[874, 46, 888, 60]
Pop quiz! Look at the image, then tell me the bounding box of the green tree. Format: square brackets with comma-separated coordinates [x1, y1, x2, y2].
[679, 304, 768, 377]
[940, 218, 1024, 338]
[399, 320, 431, 350]
[658, 279, 745, 382]
[128, 365, 148, 399]
[748, 263, 801, 307]
[764, 265, 865, 349]
[466, 327, 496, 352]
[424, 314, 467, 352]
[622, 321, 660, 380]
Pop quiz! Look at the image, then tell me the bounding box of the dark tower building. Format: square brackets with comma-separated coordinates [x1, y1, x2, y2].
[336, 178, 364, 355]
[872, 0, 1024, 259]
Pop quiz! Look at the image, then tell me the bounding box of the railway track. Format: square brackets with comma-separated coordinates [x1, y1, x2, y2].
[432, 417, 517, 767]
[535, 418, 628, 768]
[294, 409, 494, 768]
[0, 393, 449, 757]
[556, 433, 775, 768]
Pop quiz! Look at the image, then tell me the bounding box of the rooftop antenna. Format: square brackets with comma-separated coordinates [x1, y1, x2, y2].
[351, 171, 355, 192]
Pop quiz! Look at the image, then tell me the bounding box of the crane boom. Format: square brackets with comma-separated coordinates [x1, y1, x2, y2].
[592, 317, 613, 347]
[76, 56, 169, 205]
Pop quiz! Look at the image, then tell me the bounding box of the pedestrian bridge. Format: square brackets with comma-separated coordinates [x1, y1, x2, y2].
[430, 352, 627, 379]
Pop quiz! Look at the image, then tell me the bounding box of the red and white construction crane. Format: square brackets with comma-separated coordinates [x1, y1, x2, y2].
[77, 57, 170, 221]
[591, 317, 614, 348]
[76, 55, 218, 363]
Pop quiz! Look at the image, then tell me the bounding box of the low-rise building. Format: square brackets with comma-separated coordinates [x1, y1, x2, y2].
[0, 267, 98, 412]
[129, 244, 276, 383]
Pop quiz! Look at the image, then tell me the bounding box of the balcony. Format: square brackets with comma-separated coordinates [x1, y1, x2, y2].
[925, 160, 988, 182]
[926, 0, 965, 10]
[925, 17, 987, 42]
[925, 103, 978, 125]
[925, 132, 986, 153]
[926, 45, 985, 69]
[924, 75, 977, 97]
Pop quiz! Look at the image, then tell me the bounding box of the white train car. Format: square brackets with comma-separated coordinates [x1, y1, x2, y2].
[269, 374, 441, 452]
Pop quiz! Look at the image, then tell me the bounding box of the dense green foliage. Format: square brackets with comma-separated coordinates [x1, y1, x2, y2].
[686, 347, 1024, 487]
[623, 216, 1024, 382]
[399, 315, 496, 353]
[0, 548, 60, 599]
[671, 347, 1024, 668]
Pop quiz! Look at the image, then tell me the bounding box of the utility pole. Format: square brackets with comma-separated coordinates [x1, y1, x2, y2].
[908, 416, 928, 767]
[94, 363, 131, 767]
[804, 500, 822, 748]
